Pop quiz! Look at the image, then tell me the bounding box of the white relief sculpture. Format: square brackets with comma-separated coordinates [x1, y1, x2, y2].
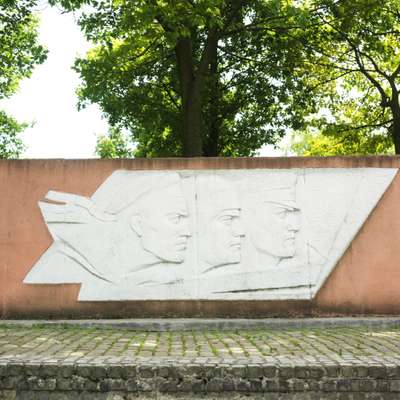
[23, 168, 398, 301]
[24, 171, 192, 288]
[197, 175, 245, 273]
[244, 173, 300, 267]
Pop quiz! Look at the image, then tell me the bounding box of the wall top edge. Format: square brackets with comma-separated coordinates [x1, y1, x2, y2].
[1, 155, 400, 169]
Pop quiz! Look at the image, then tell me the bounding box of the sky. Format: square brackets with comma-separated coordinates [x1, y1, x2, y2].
[0, 6, 109, 159]
[0, 6, 280, 159]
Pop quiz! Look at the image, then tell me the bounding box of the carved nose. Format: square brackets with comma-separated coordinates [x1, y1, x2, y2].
[181, 220, 192, 237]
[287, 212, 300, 231]
[233, 218, 245, 237]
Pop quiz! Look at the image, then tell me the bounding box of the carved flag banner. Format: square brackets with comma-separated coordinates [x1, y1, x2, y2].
[23, 168, 397, 301]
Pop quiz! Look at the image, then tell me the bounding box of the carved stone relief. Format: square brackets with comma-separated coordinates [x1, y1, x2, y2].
[23, 168, 397, 300]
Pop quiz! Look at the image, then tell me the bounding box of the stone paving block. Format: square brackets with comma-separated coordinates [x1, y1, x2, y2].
[389, 379, 400, 391]
[221, 377, 235, 391]
[23, 364, 42, 377]
[263, 378, 279, 391]
[0, 390, 16, 400]
[136, 380, 154, 392]
[70, 375, 87, 391]
[5, 365, 22, 377]
[56, 378, 72, 391]
[206, 378, 224, 392]
[375, 380, 390, 392]
[282, 367, 298, 380]
[137, 366, 154, 379]
[340, 366, 357, 378]
[263, 365, 278, 378]
[227, 365, 247, 378]
[325, 365, 341, 378]
[184, 364, 203, 377]
[39, 364, 59, 378]
[57, 365, 75, 378]
[0, 377, 22, 391]
[321, 378, 338, 392]
[26, 376, 57, 391]
[369, 366, 388, 379]
[246, 365, 263, 379]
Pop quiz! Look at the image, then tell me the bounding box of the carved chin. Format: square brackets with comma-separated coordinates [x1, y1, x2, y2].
[278, 248, 296, 259]
[159, 252, 186, 264]
[220, 251, 242, 265]
[257, 245, 295, 259]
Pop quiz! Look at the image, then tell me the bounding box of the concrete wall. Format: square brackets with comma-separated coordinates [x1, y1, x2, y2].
[2, 157, 400, 318]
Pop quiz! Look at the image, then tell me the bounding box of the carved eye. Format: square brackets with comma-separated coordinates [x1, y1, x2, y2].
[276, 210, 287, 219]
[219, 215, 233, 225]
[170, 215, 181, 224]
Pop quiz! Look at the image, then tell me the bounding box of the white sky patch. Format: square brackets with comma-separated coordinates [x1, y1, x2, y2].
[258, 144, 284, 156]
[0, 6, 109, 159]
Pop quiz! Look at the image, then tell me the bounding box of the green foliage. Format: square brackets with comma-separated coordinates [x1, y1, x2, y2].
[0, 0, 47, 98]
[0, 111, 27, 158]
[50, 0, 316, 157]
[95, 127, 134, 158]
[52, 0, 400, 157]
[288, 129, 394, 156]
[0, 0, 47, 158]
[288, 0, 400, 155]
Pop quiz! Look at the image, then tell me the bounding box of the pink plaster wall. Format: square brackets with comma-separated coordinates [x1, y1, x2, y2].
[1, 157, 400, 318]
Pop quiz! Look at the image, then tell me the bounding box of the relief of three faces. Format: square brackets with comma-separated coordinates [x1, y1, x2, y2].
[128, 173, 301, 272]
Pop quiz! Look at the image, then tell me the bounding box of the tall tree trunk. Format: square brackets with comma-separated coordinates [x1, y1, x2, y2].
[391, 93, 400, 154]
[182, 87, 203, 157]
[176, 38, 203, 157]
[175, 30, 219, 157]
[391, 108, 400, 154]
[204, 43, 220, 157]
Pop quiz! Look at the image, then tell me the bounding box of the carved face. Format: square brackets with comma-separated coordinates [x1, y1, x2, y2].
[132, 184, 191, 263]
[204, 207, 245, 267]
[250, 202, 300, 259]
[197, 174, 246, 269]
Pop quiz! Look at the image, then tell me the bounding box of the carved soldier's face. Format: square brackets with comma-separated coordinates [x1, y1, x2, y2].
[197, 176, 245, 269]
[249, 201, 300, 259]
[131, 183, 191, 263]
[205, 207, 245, 267]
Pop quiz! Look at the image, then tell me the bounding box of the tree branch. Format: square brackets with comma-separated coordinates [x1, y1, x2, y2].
[195, 27, 219, 87]
[309, 70, 356, 90]
[158, 82, 180, 111]
[390, 62, 400, 81]
[128, 39, 160, 62]
[221, 0, 249, 35]
[328, 119, 393, 135]
[357, 48, 389, 79]
[347, 45, 390, 107]
[218, 46, 260, 64]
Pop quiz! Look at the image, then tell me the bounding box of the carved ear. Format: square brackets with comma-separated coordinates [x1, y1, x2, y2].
[130, 214, 142, 237]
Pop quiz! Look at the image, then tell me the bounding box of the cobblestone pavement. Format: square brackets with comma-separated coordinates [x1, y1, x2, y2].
[1, 323, 400, 365]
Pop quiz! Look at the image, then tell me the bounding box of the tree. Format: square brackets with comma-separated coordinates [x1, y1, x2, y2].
[96, 127, 134, 158]
[0, 111, 27, 158]
[0, 0, 47, 158]
[288, 0, 400, 155]
[287, 126, 394, 156]
[50, 0, 315, 157]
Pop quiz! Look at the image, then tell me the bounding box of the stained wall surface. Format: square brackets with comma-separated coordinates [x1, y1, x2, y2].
[1, 157, 400, 318]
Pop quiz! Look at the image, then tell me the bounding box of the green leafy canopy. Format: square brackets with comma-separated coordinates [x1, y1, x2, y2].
[0, 0, 47, 158]
[288, 0, 400, 155]
[50, 0, 317, 157]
